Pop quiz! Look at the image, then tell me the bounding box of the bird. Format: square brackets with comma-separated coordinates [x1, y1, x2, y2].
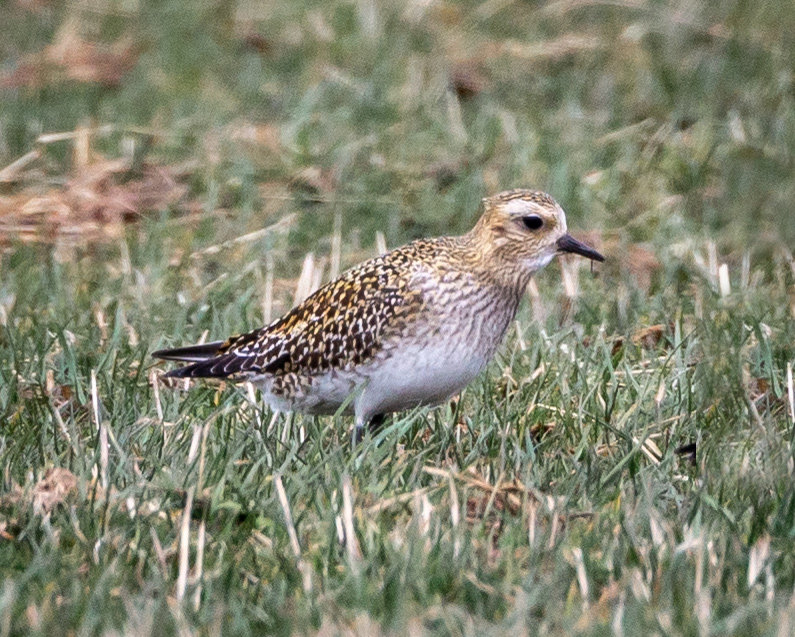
[153, 188, 604, 442]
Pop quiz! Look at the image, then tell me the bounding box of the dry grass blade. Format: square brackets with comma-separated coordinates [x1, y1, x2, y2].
[175, 424, 204, 602]
[341, 474, 362, 570]
[364, 487, 435, 514]
[275, 474, 312, 594]
[175, 486, 194, 603]
[91, 370, 108, 492]
[0, 150, 41, 183]
[31, 467, 78, 515]
[423, 466, 523, 515]
[330, 209, 342, 281]
[189, 215, 296, 259]
[262, 253, 274, 324]
[493, 35, 602, 61]
[787, 362, 794, 428]
[192, 520, 206, 612]
[571, 547, 590, 611]
[294, 253, 317, 304]
[375, 231, 388, 255]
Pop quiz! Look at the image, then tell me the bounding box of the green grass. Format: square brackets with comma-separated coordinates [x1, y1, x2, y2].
[2, 0, 795, 635]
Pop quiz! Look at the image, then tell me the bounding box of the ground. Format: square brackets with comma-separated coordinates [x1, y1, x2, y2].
[1, 0, 795, 635]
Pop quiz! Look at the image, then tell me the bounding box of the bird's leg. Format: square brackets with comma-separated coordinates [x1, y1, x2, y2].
[352, 419, 365, 447]
[368, 413, 386, 434]
[352, 413, 386, 446]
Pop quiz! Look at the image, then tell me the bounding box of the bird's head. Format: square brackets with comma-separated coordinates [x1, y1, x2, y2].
[470, 189, 604, 279]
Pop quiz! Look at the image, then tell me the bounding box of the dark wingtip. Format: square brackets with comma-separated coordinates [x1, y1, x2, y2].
[162, 364, 199, 379]
[153, 340, 232, 380]
[157, 349, 265, 380]
[161, 358, 231, 379]
[152, 341, 226, 363]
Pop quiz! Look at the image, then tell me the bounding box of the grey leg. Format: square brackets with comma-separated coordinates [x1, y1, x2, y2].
[352, 413, 386, 446]
[352, 424, 364, 446]
[368, 413, 386, 433]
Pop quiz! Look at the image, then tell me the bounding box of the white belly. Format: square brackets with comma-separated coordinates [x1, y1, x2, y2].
[255, 338, 488, 420]
[354, 337, 491, 420]
[255, 283, 518, 423]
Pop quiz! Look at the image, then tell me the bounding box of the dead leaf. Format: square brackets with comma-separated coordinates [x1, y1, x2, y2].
[0, 21, 140, 90]
[626, 244, 661, 292]
[13, 0, 53, 12]
[289, 166, 336, 200]
[240, 32, 272, 55]
[610, 324, 670, 355]
[0, 156, 189, 244]
[529, 420, 556, 441]
[450, 62, 487, 99]
[229, 122, 282, 154]
[675, 441, 697, 465]
[66, 160, 187, 222]
[426, 158, 469, 191]
[32, 467, 77, 514]
[632, 324, 668, 348]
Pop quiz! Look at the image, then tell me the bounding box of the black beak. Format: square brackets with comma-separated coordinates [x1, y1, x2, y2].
[556, 233, 605, 262]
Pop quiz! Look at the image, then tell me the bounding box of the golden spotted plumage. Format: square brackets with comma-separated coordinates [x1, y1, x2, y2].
[153, 189, 604, 436]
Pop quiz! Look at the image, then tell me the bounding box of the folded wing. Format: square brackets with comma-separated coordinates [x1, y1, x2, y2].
[153, 249, 424, 381]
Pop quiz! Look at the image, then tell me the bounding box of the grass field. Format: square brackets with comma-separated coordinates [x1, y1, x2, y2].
[2, 0, 795, 635]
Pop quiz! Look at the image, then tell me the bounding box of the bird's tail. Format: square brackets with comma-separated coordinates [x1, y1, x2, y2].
[152, 341, 227, 378]
[152, 341, 225, 362]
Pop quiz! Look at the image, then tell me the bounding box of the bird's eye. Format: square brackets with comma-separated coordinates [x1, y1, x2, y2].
[522, 215, 544, 231]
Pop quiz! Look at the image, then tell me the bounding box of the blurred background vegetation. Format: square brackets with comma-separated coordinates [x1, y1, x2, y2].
[2, 0, 795, 635]
[4, 0, 795, 249]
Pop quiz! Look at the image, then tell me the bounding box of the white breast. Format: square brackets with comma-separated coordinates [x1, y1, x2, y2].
[353, 293, 517, 421]
[353, 338, 490, 420]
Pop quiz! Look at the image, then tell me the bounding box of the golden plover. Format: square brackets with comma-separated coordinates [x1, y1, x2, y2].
[153, 189, 604, 440]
